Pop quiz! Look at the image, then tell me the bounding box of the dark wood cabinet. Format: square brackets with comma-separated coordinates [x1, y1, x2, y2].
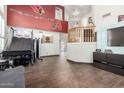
[93, 52, 124, 76]
[93, 52, 107, 62]
[107, 54, 124, 66]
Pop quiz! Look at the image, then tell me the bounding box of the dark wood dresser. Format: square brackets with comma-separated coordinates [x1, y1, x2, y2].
[93, 52, 124, 76]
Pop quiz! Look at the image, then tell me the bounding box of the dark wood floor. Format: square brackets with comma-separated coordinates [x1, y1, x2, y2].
[25, 54, 124, 88]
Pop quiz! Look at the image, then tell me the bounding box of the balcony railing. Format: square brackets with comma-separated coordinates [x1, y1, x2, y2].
[68, 26, 96, 43]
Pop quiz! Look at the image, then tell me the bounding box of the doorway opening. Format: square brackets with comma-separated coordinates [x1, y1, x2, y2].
[60, 33, 68, 54]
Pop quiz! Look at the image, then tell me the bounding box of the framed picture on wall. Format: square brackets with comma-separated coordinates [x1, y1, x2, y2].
[41, 35, 53, 43]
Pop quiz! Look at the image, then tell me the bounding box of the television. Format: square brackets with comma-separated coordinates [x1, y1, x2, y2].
[107, 27, 124, 46]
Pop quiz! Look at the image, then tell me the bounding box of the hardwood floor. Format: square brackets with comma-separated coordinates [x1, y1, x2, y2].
[25, 54, 124, 88]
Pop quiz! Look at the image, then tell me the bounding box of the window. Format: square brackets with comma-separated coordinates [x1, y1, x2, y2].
[0, 5, 4, 14]
[0, 5, 5, 51]
[14, 28, 32, 38]
[55, 7, 63, 20]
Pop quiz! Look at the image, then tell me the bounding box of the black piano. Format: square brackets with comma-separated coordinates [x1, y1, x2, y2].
[2, 37, 35, 66]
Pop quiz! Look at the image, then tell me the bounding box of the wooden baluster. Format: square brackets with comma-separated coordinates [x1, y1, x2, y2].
[89, 29, 91, 42]
[80, 27, 82, 42]
[78, 28, 80, 42]
[76, 28, 77, 42]
[80, 28, 81, 42]
[80, 28, 82, 42]
[87, 28, 88, 42]
[89, 29, 90, 42]
[91, 29, 93, 42]
[90, 28, 92, 42]
[82, 28, 84, 42]
[84, 29, 85, 42]
[89, 28, 91, 42]
[76, 28, 79, 42]
[86, 29, 88, 42]
[75, 28, 77, 42]
[92, 27, 94, 42]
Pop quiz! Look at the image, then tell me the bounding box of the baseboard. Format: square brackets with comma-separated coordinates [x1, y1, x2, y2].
[40, 55, 60, 58]
[67, 59, 93, 65]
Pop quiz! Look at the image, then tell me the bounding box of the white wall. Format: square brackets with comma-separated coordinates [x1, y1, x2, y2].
[39, 31, 60, 57]
[67, 43, 96, 63]
[7, 27, 61, 57]
[94, 5, 124, 30]
[94, 5, 124, 54]
[0, 5, 6, 52]
[66, 6, 93, 28]
[5, 27, 13, 50]
[82, 12, 92, 26]
[26, 29, 60, 57]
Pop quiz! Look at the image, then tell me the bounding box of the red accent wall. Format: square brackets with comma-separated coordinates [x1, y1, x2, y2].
[7, 5, 68, 33]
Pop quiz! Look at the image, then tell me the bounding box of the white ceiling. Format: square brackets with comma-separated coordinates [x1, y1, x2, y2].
[64, 5, 92, 20]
